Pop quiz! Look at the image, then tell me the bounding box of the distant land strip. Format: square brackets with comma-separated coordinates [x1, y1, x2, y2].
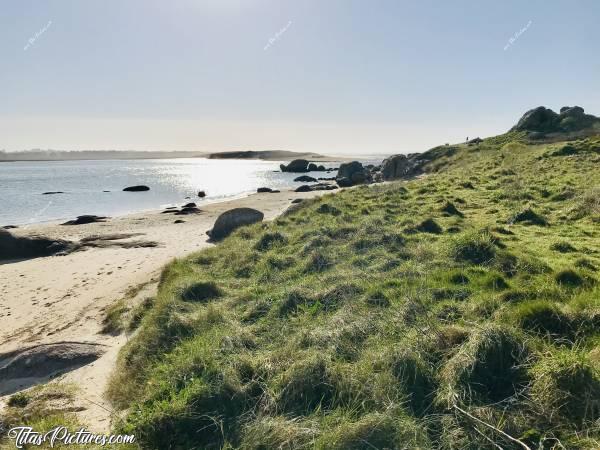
[0, 150, 334, 162]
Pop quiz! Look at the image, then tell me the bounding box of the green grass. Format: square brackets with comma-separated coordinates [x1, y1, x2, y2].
[107, 134, 600, 449]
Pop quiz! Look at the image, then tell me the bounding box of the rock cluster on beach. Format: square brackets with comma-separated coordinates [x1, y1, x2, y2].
[161, 203, 201, 215]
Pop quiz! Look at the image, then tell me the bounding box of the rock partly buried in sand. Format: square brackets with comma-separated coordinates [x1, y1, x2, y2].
[174, 219, 185, 224]
[207, 208, 264, 240]
[3, 225, 18, 229]
[175, 206, 201, 215]
[61, 215, 108, 226]
[0, 229, 73, 260]
[295, 183, 338, 192]
[257, 187, 280, 193]
[198, 191, 206, 198]
[291, 199, 303, 204]
[42, 191, 65, 195]
[280, 159, 310, 173]
[0, 342, 105, 395]
[294, 175, 317, 183]
[123, 185, 150, 192]
[295, 185, 312, 192]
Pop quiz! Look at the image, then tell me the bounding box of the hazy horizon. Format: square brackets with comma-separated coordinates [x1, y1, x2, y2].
[1, 0, 599, 155]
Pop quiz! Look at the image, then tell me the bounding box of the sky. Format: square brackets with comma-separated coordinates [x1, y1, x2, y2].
[1, 0, 599, 156]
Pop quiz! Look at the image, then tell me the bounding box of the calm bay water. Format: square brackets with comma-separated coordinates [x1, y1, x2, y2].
[0, 158, 343, 226]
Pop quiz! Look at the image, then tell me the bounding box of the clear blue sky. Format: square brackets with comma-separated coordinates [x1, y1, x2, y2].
[1, 0, 599, 155]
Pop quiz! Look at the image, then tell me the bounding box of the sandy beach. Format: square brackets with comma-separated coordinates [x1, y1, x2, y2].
[0, 187, 328, 431]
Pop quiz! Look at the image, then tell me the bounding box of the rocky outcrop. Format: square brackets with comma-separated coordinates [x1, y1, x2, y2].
[511, 106, 600, 134]
[280, 159, 310, 173]
[123, 185, 150, 192]
[0, 229, 73, 261]
[207, 208, 264, 240]
[198, 191, 206, 198]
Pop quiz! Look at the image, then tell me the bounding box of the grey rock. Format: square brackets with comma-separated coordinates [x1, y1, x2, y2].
[337, 161, 364, 180]
[294, 175, 317, 183]
[123, 185, 150, 192]
[336, 177, 353, 188]
[207, 207, 264, 240]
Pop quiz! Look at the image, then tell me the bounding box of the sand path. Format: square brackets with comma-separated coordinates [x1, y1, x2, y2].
[0, 188, 326, 431]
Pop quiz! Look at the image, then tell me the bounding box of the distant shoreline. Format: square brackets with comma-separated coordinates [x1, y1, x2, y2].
[0, 150, 342, 163]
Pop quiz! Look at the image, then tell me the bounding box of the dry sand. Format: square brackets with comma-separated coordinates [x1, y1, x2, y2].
[0, 188, 329, 431]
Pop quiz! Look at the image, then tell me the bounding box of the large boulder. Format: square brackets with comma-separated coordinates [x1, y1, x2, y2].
[207, 208, 264, 240]
[307, 163, 318, 171]
[381, 154, 416, 180]
[0, 229, 72, 261]
[511, 106, 559, 133]
[337, 161, 364, 179]
[280, 159, 310, 173]
[336, 161, 371, 186]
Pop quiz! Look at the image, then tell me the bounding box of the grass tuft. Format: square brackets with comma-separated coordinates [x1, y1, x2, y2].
[180, 281, 222, 302]
[511, 207, 548, 226]
[530, 350, 600, 424]
[415, 218, 443, 234]
[449, 230, 496, 264]
[438, 325, 529, 405]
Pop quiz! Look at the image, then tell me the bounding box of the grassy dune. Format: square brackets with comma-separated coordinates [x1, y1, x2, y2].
[108, 134, 600, 449]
